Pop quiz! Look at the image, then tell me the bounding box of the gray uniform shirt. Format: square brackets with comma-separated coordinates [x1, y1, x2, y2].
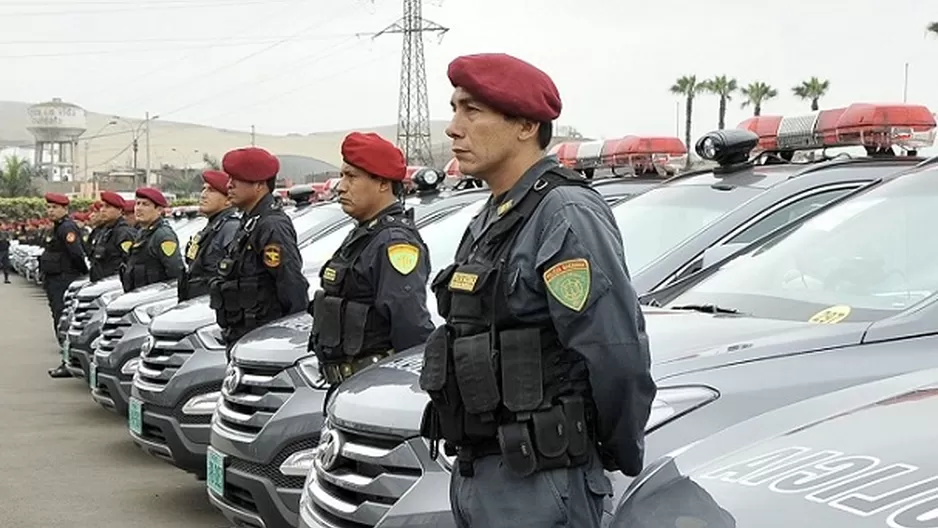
[464, 156, 657, 475]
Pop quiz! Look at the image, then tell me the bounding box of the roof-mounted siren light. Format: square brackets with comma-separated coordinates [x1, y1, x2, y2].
[695, 129, 759, 168]
[549, 142, 579, 168]
[831, 103, 936, 151]
[601, 136, 687, 176]
[412, 167, 443, 191]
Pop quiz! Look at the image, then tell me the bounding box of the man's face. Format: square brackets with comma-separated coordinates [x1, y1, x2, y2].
[446, 87, 525, 178]
[124, 211, 137, 226]
[98, 204, 121, 224]
[335, 163, 388, 221]
[134, 198, 162, 225]
[200, 183, 230, 215]
[46, 203, 67, 220]
[228, 178, 263, 209]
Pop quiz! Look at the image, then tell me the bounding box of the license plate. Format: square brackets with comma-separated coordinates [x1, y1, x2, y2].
[89, 364, 97, 389]
[128, 397, 143, 435]
[206, 447, 226, 497]
[61, 338, 70, 363]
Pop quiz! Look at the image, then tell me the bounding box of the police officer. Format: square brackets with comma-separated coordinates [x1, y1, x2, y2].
[122, 198, 139, 230]
[42, 193, 89, 378]
[178, 170, 240, 301]
[0, 228, 10, 283]
[89, 192, 136, 283]
[210, 147, 308, 350]
[309, 132, 434, 389]
[121, 187, 184, 293]
[418, 53, 656, 528]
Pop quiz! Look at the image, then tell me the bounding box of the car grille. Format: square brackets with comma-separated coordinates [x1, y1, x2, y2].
[69, 299, 99, 332]
[97, 312, 132, 354]
[217, 363, 295, 439]
[307, 428, 422, 527]
[229, 437, 319, 491]
[136, 330, 195, 390]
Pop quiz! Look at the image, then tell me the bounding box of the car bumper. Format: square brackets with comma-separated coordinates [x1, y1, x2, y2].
[92, 329, 148, 415]
[92, 368, 133, 415]
[66, 324, 102, 378]
[129, 400, 212, 477]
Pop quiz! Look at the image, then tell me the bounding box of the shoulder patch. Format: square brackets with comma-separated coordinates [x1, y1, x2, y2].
[66, 231, 77, 244]
[263, 244, 281, 268]
[387, 243, 419, 275]
[543, 258, 591, 312]
[160, 240, 178, 257]
[120, 240, 133, 253]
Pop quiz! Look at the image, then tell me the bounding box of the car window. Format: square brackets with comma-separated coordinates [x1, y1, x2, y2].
[612, 184, 762, 273]
[291, 204, 348, 243]
[667, 169, 938, 323]
[726, 187, 856, 245]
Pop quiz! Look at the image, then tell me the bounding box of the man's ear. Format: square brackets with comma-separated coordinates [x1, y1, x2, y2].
[517, 119, 540, 143]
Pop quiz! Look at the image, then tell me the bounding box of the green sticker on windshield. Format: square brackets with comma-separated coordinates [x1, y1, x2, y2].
[808, 305, 851, 324]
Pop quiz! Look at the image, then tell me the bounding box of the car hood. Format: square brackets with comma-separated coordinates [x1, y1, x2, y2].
[611, 368, 938, 528]
[76, 276, 122, 300]
[331, 307, 868, 435]
[230, 312, 313, 367]
[105, 280, 177, 312]
[148, 295, 214, 335]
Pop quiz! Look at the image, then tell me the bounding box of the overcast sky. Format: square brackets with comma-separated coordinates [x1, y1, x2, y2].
[3, 0, 938, 144]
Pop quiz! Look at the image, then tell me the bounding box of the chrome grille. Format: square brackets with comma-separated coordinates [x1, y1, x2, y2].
[69, 300, 99, 332]
[135, 330, 195, 390]
[217, 363, 295, 439]
[306, 429, 422, 527]
[96, 312, 132, 354]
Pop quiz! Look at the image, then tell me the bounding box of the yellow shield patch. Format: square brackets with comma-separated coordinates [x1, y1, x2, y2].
[263, 244, 282, 268]
[808, 305, 851, 324]
[543, 258, 591, 311]
[66, 232, 77, 244]
[387, 243, 419, 275]
[120, 240, 133, 253]
[160, 240, 178, 257]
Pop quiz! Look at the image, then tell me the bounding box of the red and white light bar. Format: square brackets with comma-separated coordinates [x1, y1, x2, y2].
[737, 103, 937, 152]
[549, 136, 687, 169]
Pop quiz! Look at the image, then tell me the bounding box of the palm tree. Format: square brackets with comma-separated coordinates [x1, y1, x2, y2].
[700, 75, 738, 129]
[670, 75, 704, 168]
[0, 155, 39, 197]
[740, 82, 778, 116]
[202, 153, 220, 170]
[792, 77, 830, 111]
[927, 22, 938, 36]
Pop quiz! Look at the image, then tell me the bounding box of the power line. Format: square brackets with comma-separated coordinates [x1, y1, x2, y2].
[0, 36, 354, 58]
[0, 0, 292, 16]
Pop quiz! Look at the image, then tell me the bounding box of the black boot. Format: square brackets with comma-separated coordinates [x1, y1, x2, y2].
[48, 363, 71, 378]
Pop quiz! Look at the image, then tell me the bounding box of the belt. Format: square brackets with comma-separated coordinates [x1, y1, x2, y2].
[321, 350, 393, 384]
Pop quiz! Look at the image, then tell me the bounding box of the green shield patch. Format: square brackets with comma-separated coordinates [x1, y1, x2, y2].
[543, 258, 591, 311]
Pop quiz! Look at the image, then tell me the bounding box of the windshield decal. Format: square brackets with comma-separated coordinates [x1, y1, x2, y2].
[808, 305, 852, 324]
[698, 446, 938, 527]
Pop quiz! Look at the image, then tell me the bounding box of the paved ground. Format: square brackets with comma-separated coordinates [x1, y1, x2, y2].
[0, 275, 227, 528]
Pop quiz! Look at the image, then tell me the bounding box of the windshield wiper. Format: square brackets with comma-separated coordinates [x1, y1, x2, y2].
[669, 303, 740, 314]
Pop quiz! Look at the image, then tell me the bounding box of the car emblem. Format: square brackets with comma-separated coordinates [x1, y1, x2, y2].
[317, 429, 342, 471]
[222, 366, 242, 394]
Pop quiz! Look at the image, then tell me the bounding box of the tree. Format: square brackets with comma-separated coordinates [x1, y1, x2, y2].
[700, 75, 738, 130]
[670, 75, 704, 168]
[202, 153, 220, 170]
[0, 155, 39, 198]
[792, 77, 830, 111]
[740, 81, 778, 116]
[927, 22, 938, 36]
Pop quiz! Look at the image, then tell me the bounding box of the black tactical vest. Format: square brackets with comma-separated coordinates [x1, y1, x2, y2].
[39, 218, 86, 277]
[180, 209, 238, 301]
[124, 219, 174, 291]
[90, 219, 130, 282]
[210, 201, 285, 343]
[420, 170, 596, 477]
[310, 208, 422, 369]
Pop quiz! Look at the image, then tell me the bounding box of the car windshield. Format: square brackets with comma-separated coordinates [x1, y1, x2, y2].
[667, 168, 938, 323]
[291, 203, 349, 243]
[172, 216, 207, 242]
[612, 183, 761, 273]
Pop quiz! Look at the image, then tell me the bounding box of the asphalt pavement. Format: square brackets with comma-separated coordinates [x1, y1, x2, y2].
[0, 275, 227, 528]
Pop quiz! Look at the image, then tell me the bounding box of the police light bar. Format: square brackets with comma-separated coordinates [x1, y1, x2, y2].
[601, 136, 687, 166]
[737, 103, 937, 152]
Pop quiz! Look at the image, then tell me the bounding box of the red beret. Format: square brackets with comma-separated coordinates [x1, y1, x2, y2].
[100, 191, 125, 210]
[122, 200, 135, 213]
[45, 192, 70, 206]
[447, 53, 562, 122]
[223, 147, 279, 182]
[341, 132, 406, 181]
[202, 170, 230, 194]
[135, 187, 168, 208]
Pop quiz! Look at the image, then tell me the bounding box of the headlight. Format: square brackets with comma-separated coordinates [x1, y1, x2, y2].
[91, 335, 103, 350]
[140, 334, 155, 355]
[279, 448, 321, 477]
[645, 386, 719, 432]
[132, 298, 177, 325]
[296, 355, 327, 388]
[181, 391, 221, 415]
[121, 357, 141, 375]
[195, 323, 226, 351]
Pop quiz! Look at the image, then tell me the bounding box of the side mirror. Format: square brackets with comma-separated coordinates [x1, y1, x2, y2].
[701, 243, 748, 269]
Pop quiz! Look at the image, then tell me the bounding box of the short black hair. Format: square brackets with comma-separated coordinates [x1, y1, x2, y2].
[506, 115, 553, 150]
[265, 178, 276, 193]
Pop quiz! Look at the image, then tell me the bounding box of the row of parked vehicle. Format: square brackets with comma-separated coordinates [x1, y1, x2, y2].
[33, 102, 938, 528]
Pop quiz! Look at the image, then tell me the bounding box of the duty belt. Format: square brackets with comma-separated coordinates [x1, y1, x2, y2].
[321, 350, 393, 384]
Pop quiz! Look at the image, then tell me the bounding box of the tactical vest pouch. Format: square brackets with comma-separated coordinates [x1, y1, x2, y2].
[531, 406, 569, 459]
[320, 263, 346, 296]
[419, 325, 449, 391]
[431, 264, 457, 317]
[40, 253, 62, 274]
[497, 422, 537, 477]
[342, 301, 369, 357]
[446, 263, 494, 323]
[93, 246, 106, 260]
[499, 328, 544, 413]
[313, 293, 343, 350]
[420, 326, 468, 443]
[559, 396, 588, 459]
[452, 333, 500, 415]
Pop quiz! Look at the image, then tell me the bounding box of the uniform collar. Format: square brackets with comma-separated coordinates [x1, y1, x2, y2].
[360, 201, 404, 228]
[247, 193, 276, 217]
[470, 156, 558, 240]
[209, 207, 236, 223]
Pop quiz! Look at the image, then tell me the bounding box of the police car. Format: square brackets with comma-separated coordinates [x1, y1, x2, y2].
[296, 104, 938, 528]
[610, 367, 938, 528]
